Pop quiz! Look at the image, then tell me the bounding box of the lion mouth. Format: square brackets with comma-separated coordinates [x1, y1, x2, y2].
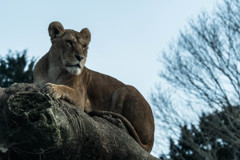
[66, 64, 81, 68]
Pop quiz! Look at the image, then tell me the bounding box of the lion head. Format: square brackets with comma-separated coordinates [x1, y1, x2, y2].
[48, 21, 91, 75]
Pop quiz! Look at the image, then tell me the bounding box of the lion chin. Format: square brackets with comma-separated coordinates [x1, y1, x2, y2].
[66, 66, 82, 75]
[65, 61, 85, 75]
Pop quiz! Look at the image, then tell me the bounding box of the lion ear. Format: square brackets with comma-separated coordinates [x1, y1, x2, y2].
[80, 28, 91, 44]
[48, 21, 64, 42]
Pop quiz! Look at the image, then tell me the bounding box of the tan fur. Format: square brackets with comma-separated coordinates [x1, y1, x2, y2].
[33, 21, 155, 152]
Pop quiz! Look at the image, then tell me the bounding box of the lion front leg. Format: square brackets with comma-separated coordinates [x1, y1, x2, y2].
[43, 83, 62, 99]
[43, 83, 84, 110]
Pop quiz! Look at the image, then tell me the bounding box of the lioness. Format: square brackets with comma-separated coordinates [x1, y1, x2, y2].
[33, 21, 155, 152]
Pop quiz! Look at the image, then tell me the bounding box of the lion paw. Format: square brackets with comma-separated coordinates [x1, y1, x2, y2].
[43, 83, 62, 99]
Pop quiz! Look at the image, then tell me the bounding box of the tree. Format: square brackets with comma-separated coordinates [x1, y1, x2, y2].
[151, 0, 240, 158]
[169, 106, 240, 160]
[0, 83, 158, 160]
[0, 50, 35, 87]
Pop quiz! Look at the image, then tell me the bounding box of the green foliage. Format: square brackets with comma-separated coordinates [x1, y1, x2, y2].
[0, 50, 35, 87]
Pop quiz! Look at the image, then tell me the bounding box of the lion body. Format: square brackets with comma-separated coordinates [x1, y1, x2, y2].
[33, 22, 155, 152]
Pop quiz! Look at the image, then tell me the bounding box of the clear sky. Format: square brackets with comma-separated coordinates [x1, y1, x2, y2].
[0, 0, 217, 156]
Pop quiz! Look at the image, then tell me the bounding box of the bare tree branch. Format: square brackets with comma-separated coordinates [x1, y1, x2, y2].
[152, 0, 240, 158]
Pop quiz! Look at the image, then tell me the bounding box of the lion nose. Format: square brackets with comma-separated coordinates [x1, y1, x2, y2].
[75, 55, 84, 61]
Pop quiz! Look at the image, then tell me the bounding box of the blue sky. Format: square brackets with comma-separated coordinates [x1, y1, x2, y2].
[0, 0, 217, 156]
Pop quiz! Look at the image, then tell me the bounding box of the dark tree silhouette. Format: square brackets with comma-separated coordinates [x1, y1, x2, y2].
[0, 50, 35, 87]
[170, 106, 240, 160]
[152, 0, 240, 158]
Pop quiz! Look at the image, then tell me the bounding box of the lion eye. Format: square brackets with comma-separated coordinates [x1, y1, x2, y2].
[66, 40, 73, 47]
